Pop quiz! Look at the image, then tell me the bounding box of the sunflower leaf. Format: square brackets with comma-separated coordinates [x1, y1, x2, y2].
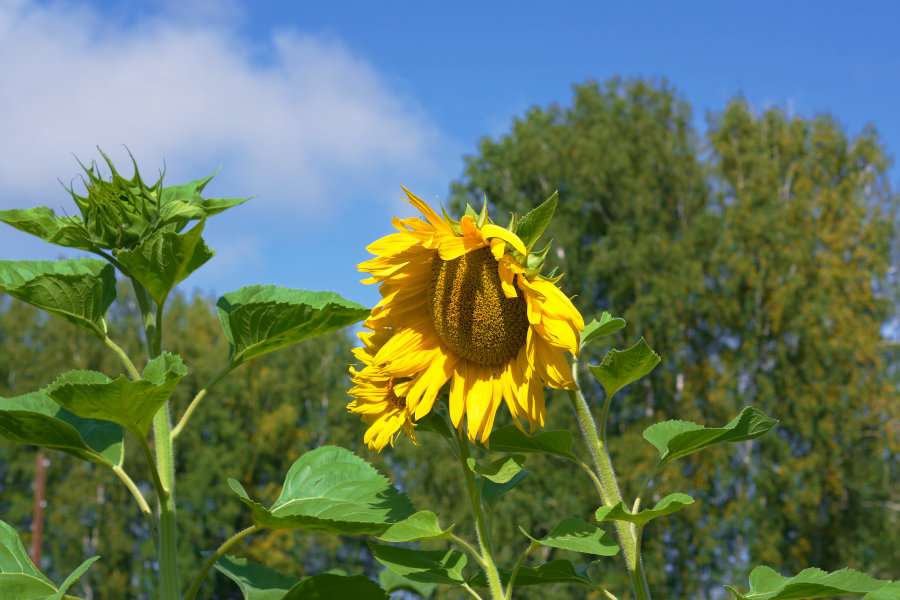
[0, 258, 116, 339]
[519, 518, 618, 556]
[369, 544, 467, 586]
[378, 569, 437, 598]
[594, 493, 695, 526]
[469, 559, 597, 588]
[642, 407, 778, 466]
[214, 555, 296, 600]
[46, 353, 186, 438]
[724, 566, 900, 600]
[156, 172, 250, 232]
[115, 219, 214, 305]
[516, 191, 558, 251]
[482, 470, 530, 511]
[580, 312, 627, 349]
[216, 286, 369, 370]
[0, 207, 95, 251]
[282, 574, 388, 600]
[0, 519, 99, 599]
[378, 510, 453, 542]
[484, 426, 579, 462]
[0, 390, 124, 467]
[467, 454, 525, 483]
[228, 446, 414, 535]
[588, 338, 660, 399]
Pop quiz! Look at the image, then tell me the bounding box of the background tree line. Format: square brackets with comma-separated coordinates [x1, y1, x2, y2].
[1, 77, 897, 599]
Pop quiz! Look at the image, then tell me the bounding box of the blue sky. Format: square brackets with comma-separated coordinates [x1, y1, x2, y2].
[1, 0, 898, 311]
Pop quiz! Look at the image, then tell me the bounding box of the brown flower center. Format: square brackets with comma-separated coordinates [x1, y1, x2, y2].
[427, 246, 528, 366]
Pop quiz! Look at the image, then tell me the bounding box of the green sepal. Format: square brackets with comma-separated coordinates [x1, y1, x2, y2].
[369, 543, 467, 586]
[216, 286, 369, 370]
[0, 390, 124, 467]
[377, 510, 453, 542]
[515, 191, 558, 251]
[725, 565, 900, 600]
[464, 203, 478, 221]
[46, 353, 186, 438]
[595, 493, 695, 526]
[227, 446, 414, 535]
[115, 218, 214, 305]
[0, 258, 116, 338]
[580, 312, 627, 349]
[0, 519, 99, 599]
[156, 171, 250, 232]
[439, 202, 463, 235]
[469, 559, 598, 588]
[519, 517, 618, 556]
[525, 239, 552, 273]
[642, 407, 778, 467]
[467, 454, 525, 483]
[588, 338, 660, 399]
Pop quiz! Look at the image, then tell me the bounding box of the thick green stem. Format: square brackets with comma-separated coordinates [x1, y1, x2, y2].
[153, 404, 180, 600]
[184, 525, 260, 600]
[567, 360, 651, 600]
[456, 432, 505, 600]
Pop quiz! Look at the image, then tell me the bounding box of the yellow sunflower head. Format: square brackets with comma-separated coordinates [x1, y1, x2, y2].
[347, 327, 417, 452]
[351, 187, 584, 447]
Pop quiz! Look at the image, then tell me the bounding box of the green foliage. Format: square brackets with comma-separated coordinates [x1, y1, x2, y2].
[378, 511, 454, 543]
[579, 312, 626, 349]
[469, 560, 598, 588]
[519, 518, 618, 556]
[369, 543, 468, 585]
[213, 555, 296, 600]
[726, 566, 900, 600]
[595, 494, 695, 527]
[588, 338, 661, 399]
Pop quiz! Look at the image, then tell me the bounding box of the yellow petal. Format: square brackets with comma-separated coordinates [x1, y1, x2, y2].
[480, 223, 527, 255]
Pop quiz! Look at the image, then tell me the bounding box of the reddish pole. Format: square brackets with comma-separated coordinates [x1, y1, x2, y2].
[30, 450, 46, 567]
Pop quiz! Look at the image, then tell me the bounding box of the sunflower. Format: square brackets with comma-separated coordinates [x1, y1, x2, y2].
[351, 187, 584, 446]
[348, 327, 417, 452]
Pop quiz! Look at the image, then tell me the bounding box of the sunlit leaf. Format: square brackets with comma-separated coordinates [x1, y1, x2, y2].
[0, 258, 116, 338]
[588, 338, 660, 398]
[157, 172, 250, 231]
[516, 191, 558, 251]
[520, 518, 618, 556]
[595, 493, 695, 526]
[369, 544, 467, 586]
[228, 446, 414, 535]
[485, 426, 578, 462]
[0, 207, 93, 251]
[378, 568, 436, 598]
[0, 390, 124, 467]
[725, 565, 900, 599]
[482, 470, 530, 511]
[0, 519, 99, 600]
[115, 220, 214, 305]
[467, 454, 525, 483]
[642, 407, 777, 466]
[579, 312, 626, 349]
[216, 286, 369, 369]
[213, 555, 295, 600]
[46, 353, 186, 437]
[469, 559, 597, 588]
[282, 573, 388, 600]
[378, 510, 453, 542]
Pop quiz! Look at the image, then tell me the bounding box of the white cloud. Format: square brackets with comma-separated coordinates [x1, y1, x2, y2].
[0, 0, 446, 216]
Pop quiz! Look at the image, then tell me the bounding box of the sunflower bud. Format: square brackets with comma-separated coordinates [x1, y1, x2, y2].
[65, 149, 164, 251]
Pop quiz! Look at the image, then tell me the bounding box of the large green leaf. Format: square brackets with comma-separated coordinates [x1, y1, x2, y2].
[594, 493, 695, 526]
[213, 555, 298, 600]
[481, 470, 530, 512]
[0, 259, 116, 338]
[0, 390, 124, 467]
[579, 312, 626, 349]
[519, 518, 618, 556]
[228, 446, 414, 535]
[377, 511, 453, 543]
[46, 353, 186, 437]
[0, 207, 93, 251]
[216, 286, 370, 369]
[484, 426, 578, 462]
[0, 519, 99, 600]
[642, 407, 778, 466]
[469, 559, 597, 588]
[369, 544, 467, 586]
[378, 568, 436, 598]
[587, 338, 660, 399]
[282, 574, 388, 600]
[725, 566, 900, 599]
[115, 220, 214, 305]
[516, 191, 558, 251]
